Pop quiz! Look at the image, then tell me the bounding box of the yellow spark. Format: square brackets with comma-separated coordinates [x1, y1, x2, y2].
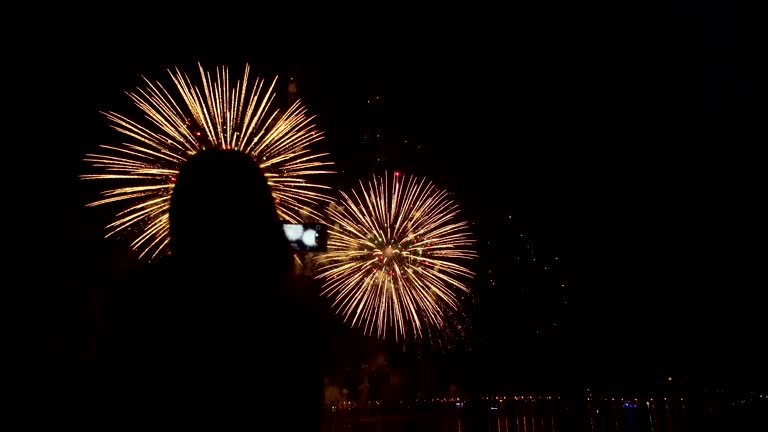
[314, 171, 477, 343]
[81, 63, 335, 260]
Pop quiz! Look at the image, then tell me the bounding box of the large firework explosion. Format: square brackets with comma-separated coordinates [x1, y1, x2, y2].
[314, 171, 477, 343]
[81, 63, 335, 260]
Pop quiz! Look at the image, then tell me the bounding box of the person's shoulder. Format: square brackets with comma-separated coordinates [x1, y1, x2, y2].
[269, 275, 324, 324]
[105, 256, 175, 326]
[283, 274, 321, 305]
[113, 254, 175, 284]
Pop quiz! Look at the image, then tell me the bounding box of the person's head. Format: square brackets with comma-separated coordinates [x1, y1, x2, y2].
[168, 149, 293, 280]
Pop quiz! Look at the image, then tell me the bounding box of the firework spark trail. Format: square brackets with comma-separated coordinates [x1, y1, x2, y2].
[81, 63, 335, 259]
[315, 171, 477, 342]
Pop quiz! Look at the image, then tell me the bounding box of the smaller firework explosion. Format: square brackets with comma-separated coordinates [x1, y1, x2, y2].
[315, 171, 477, 343]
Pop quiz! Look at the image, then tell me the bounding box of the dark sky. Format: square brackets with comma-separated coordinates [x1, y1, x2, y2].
[20, 5, 764, 389]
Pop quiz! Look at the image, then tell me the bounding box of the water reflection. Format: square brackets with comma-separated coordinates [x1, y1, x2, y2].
[584, 395, 688, 432]
[322, 394, 693, 432]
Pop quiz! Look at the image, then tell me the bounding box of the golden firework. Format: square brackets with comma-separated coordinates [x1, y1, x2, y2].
[314, 171, 477, 342]
[81, 63, 335, 259]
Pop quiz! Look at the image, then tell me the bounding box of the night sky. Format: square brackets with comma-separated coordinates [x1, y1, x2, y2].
[20, 4, 764, 392]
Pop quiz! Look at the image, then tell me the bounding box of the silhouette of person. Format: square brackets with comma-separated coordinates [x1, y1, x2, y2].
[103, 149, 327, 430]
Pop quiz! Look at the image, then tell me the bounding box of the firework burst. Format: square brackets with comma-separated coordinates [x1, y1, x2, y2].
[314, 171, 477, 343]
[81, 63, 335, 259]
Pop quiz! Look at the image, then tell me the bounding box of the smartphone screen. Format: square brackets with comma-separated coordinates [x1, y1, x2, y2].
[282, 222, 328, 252]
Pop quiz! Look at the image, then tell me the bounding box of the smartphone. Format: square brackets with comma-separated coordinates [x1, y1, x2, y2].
[282, 222, 328, 252]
